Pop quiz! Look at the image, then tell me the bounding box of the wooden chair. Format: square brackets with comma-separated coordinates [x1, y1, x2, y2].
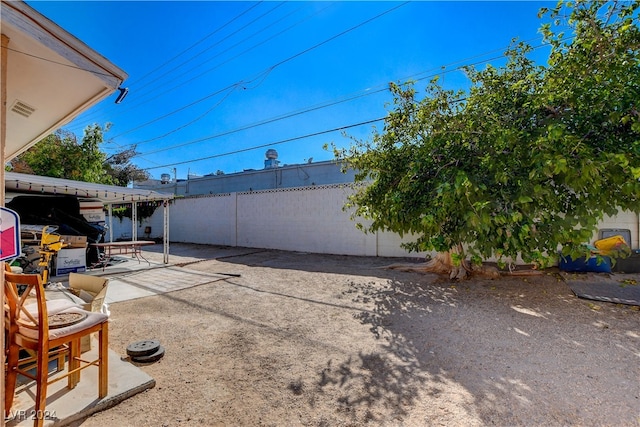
[4, 272, 109, 427]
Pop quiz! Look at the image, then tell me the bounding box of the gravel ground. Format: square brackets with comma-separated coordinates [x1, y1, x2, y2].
[75, 246, 640, 426]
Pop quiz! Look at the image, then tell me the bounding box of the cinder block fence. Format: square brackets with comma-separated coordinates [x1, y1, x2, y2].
[110, 184, 639, 259]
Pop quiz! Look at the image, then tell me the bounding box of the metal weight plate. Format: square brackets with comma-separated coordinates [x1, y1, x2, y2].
[132, 345, 165, 363]
[126, 339, 161, 357]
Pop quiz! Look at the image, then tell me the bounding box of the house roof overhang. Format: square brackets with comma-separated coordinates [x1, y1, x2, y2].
[1, 0, 128, 160]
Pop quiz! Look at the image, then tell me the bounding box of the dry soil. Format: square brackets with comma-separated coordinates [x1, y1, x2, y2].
[76, 247, 639, 426]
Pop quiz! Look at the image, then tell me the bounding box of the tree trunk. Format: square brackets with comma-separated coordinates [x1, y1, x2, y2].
[384, 251, 467, 276]
[384, 247, 500, 280]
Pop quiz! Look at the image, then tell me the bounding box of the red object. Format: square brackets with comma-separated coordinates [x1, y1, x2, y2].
[1, 225, 17, 258]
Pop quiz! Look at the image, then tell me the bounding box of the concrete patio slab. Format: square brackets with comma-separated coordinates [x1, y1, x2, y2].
[4, 243, 253, 426]
[103, 265, 230, 304]
[6, 344, 155, 427]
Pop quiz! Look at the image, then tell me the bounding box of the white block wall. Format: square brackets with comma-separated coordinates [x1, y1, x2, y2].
[234, 186, 382, 256]
[109, 185, 638, 259]
[169, 194, 237, 246]
[592, 210, 639, 248]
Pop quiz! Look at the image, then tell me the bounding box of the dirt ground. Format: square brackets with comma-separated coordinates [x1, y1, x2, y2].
[76, 247, 639, 427]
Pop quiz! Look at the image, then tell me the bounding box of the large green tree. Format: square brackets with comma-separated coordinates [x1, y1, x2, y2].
[9, 123, 149, 186]
[336, 0, 640, 279]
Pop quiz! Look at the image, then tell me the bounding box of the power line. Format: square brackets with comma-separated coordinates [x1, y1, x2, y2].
[135, 89, 386, 156]
[105, 3, 323, 140]
[66, 1, 266, 128]
[128, 1, 264, 89]
[130, 86, 239, 145]
[127, 2, 329, 112]
[11, 3, 569, 174]
[141, 117, 384, 170]
[267, 2, 409, 73]
[117, 2, 289, 105]
[132, 36, 556, 157]
[129, 1, 267, 90]
[2, 46, 119, 78]
[92, 2, 408, 141]
[67, 2, 308, 133]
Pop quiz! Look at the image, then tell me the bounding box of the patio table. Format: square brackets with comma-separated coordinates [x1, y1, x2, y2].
[90, 240, 155, 269]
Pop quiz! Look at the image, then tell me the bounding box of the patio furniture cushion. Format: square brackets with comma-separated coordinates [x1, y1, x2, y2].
[18, 307, 109, 341]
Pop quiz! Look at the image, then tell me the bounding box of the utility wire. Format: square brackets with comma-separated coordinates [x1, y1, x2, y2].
[68, 2, 308, 133]
[122, 2, 288, 103]
[133, 86, 239, 144]
[128, 1, 264, 89]
[110, 4, 331, 144]
[136, 3, 327, 103]
[120, 35, 565, 173]
[105, 3, 322, 140]
[133, 36, 558, 157]
[92, 2, 408, 141]
[2, 46, 118, 78]
[67, 1, 265, 127]
[8, 4, 571, 172]
[142, 117, 384, 170]
[132, 87, 387, 157]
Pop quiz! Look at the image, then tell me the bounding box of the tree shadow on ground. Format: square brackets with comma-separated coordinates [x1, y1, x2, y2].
[312, 278, 473, 424]
[311, 275, 640, 425]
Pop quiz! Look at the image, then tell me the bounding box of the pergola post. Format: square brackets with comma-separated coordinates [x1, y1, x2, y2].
[163, 199, 170, 264]
[131, 201, 137, 241]
[107, 204, 113, 243]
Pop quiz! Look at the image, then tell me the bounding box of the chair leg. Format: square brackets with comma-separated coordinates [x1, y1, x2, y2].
[55, 345, 65, 373]
[98, 323, 108, 398]
[34, 349, 49, 427]
[4, 343, 20, 417]
[68, 340, 80, 388]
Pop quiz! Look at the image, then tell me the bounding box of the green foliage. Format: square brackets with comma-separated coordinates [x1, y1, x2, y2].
[10, 123, 149, 186]
[111, 202, 162, 225]
[336, 0, 640, 267]
[104, 147, 150, 187]
[12, 126, 110, 183]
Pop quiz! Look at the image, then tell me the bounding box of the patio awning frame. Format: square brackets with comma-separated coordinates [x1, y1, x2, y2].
[5, 172, 174, 204]
[5, 172, 174, 264]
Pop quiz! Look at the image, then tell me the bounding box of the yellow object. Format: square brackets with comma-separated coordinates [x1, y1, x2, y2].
[37, 225, 69, 282]
[594, 235, 628, 255]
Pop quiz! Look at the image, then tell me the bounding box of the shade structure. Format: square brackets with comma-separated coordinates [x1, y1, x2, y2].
[5, 172, 174, 204]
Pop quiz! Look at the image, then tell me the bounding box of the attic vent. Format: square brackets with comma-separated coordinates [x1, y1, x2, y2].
[11, 100, 36, 118]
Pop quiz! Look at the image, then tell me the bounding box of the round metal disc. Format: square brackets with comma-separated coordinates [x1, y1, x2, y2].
[131, 345, 165, 363]
[126, 339, 161, 357]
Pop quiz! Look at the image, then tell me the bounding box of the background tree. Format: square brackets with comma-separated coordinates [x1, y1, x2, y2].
[104, 147, 150, 187]
[9, 123, 149, 186]
[335, 0, 640, 279]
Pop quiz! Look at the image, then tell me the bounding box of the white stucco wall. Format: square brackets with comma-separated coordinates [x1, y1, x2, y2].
[109, 184, 638, 259]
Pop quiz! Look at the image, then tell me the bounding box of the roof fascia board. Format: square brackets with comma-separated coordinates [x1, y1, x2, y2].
[2, 1, 128, 88]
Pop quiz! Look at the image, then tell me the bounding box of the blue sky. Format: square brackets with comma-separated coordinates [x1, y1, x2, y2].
[28, 1, 554, 181]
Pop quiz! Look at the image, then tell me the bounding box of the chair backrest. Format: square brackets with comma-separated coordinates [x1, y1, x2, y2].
[4, 272, 49, 346]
